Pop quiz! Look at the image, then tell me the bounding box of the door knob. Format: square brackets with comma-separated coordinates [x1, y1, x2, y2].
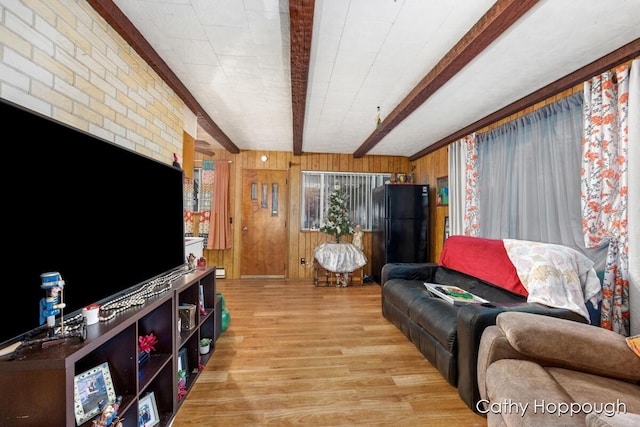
[242, 226, 248, 231]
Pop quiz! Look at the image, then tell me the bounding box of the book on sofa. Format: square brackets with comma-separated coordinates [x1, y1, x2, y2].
[424, 283, 489, 306]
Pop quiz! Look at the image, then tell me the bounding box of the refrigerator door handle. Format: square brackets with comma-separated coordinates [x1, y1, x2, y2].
[385, 221, 390, 244]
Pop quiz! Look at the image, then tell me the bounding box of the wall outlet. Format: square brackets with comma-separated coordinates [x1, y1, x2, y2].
[300, 258, 306, 265]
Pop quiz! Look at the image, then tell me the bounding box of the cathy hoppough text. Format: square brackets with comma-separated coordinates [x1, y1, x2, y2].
[476, 399, 628, 417]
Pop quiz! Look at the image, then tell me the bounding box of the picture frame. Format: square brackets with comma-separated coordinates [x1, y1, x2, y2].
[138, 391, 160, 427]
[436, 176, 449, 206]
[199, 283, 206, 312]
[177, 347, 189, 381]
[73, 362, 117, 425]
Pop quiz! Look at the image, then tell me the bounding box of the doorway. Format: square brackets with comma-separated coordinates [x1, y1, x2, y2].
[240, 169, 288, 278]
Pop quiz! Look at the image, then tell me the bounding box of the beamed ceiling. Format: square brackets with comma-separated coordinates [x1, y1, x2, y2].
[88, 0, 640, 160]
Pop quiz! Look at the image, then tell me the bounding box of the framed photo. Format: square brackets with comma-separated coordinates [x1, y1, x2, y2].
[177, 347, 189, 380]
[73, 362, 117, 425]
[199, 283, 205, 311]
[138, 391, 160, 427]
[436, 176, 449, 206]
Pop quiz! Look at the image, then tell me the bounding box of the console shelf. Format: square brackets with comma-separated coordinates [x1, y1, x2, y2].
[0, 266, 217, 427]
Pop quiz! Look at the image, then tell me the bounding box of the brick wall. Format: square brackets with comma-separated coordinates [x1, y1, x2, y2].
[0, 0, 184, 164]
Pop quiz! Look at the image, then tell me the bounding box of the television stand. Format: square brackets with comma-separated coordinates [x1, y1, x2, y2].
[0, 266, 219, 427]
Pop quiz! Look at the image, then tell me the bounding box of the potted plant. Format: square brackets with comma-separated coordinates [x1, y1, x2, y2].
[199, 337, 212, 355]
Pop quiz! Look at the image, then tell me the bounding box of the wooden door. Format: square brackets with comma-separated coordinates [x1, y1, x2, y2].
[241, 169, 288, 278]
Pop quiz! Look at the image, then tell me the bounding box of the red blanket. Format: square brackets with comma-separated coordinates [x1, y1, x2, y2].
[438, 236, 528, 297]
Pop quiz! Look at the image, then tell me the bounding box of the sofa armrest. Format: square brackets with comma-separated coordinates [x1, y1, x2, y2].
[380, 262, 439, 284]
[455, 302, 587, 413]
[476, 325, 528, 409]
[496, 311, 640, 381]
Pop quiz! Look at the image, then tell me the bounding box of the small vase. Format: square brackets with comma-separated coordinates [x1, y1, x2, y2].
[199, 344, 210, 355]
[138, 350, 150, 365]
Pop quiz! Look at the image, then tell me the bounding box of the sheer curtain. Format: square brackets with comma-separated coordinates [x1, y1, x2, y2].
[629, 59, 640, 336]
[475, 93, 606, 265]
[448, 134, 479, 236]
[448, 140, 465, 236]
[582, 62, 637, 336]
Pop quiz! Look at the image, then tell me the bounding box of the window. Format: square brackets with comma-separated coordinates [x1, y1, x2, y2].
[192, 167, 202, 212]
[301, 171, 391, 231]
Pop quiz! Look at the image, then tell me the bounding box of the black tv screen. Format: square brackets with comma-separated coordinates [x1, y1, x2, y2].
[1, 98, 185, 347]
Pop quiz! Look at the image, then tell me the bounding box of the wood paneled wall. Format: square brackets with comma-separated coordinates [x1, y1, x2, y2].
[410, 147, 449, 262]
[193, 151, 411, 280]
[191, 81, 592, 281]
[289, 154, 411, 280]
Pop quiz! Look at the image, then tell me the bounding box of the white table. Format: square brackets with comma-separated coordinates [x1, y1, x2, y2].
[314, 241, 366, 272]
[314, 243, 367, 286]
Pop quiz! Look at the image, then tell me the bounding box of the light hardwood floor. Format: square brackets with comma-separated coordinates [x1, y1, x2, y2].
[172, 279, 488, 426]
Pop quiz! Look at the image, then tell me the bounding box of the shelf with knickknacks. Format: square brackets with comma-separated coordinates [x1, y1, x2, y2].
[91, 396, 123, 427]
[199, 337, 212, 355]
[390, 170, 415, 184]
[138, 332, 158, 365]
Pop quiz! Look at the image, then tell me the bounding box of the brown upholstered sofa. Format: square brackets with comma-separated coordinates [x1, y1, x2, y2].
[477, 312, 640, 426]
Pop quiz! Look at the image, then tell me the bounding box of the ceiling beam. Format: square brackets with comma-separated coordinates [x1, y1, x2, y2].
[409, 38, 640, 161]
[352, 0, 540, 158]
[86, 0, 240, 154]
[289, 0, 315, 156]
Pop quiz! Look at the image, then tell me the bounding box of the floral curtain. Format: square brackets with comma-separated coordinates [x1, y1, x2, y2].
[198, 160, 215, 243]
[581, 64, 634, 336]
[462, 134, 480, 236]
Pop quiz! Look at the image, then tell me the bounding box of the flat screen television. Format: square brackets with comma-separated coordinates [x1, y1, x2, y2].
[1, 98, 186, 347]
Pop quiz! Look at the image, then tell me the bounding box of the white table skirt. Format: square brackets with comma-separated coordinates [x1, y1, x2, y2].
[314, 242, 367, 273]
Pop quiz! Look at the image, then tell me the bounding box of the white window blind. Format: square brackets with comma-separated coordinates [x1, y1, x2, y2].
[301, 171, 390, 231]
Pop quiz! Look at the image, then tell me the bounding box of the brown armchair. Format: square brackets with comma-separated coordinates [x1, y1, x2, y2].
[477, 312, 640, 426]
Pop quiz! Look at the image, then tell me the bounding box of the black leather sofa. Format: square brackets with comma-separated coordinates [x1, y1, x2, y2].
[380, 262, 588, 413]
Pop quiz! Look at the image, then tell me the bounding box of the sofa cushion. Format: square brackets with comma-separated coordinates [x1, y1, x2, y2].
[586, 412, 640, 427]
[485, 359, 585, 425]
[439, 236, 528, 296]
[382, 279, 430, 314]
[497, 312, 640, 381]
[486, 360, 640, 426]
[408, 297, 458, 352]
[547, 368, 640, 415]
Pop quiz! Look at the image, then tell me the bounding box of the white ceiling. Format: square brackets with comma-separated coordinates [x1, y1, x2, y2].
[112, 0, 640, 157]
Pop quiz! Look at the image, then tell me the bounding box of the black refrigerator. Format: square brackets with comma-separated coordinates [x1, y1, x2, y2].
[371, 184, 429, 284]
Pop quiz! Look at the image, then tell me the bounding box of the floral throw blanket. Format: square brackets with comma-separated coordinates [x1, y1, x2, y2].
[502, 239, 602, 322]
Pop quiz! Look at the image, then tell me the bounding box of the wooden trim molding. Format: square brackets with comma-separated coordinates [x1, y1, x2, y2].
[289, 0, 315, 156]
[409, 38, 640, 161]
[353, 0, 541, 158]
